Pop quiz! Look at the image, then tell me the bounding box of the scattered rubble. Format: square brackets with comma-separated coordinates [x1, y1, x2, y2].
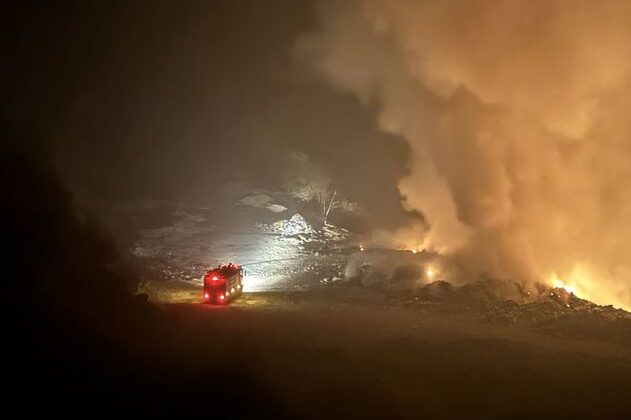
[236, 193, 273, 208]
[320, 224, 350, 241]
[135, 255, 209, 287]
[484, 287, 631, 328]
[237, 193, 288, 213]
[399, 279, 631, 338]
[258, 214, 315, 236]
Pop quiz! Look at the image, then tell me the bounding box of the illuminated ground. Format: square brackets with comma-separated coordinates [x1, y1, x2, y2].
[125, 197, 353, 293]
[140, 285, 631, 418]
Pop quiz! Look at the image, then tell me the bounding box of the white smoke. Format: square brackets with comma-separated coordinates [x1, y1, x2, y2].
[298, 0, 631, 308]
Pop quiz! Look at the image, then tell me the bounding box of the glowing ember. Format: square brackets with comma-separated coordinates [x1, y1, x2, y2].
[548, 272, 578, 296]
[552, 279, 576, 295]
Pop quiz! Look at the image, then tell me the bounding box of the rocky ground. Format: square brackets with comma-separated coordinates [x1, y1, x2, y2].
[119, 195, 631, 342]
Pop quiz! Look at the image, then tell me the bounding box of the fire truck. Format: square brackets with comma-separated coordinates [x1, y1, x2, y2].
[202, 263, 244, 304]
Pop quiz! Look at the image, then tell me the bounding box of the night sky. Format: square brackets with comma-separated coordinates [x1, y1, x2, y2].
[4, 0, 412, 228]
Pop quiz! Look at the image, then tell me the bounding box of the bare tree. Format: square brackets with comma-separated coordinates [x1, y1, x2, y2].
[318, 189, 337, 225]
[285, 151, 358, 225]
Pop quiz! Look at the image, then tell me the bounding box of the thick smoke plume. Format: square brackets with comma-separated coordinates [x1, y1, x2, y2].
[299, 0, 631, 308]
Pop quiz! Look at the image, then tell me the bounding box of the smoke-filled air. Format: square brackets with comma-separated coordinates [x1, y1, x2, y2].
[298, 0, 631, 309]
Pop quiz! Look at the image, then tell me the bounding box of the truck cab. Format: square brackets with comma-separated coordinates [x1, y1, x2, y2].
[202, 263, 244, 304]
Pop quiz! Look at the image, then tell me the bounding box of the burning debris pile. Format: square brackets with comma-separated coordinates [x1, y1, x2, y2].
[346, 253, 631, 335]
[344, 248, 442, 290]
[390, 278, 631, 336]
[484, 287, 631, 330]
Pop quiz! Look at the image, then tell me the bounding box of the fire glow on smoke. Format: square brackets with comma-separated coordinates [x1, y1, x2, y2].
[546, 264, 605, 303]
[300, 0, 631, 310]
[549, 273, 578, 296]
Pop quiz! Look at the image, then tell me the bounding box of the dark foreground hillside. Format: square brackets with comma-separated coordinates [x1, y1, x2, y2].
[8, 287, 631, 419]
